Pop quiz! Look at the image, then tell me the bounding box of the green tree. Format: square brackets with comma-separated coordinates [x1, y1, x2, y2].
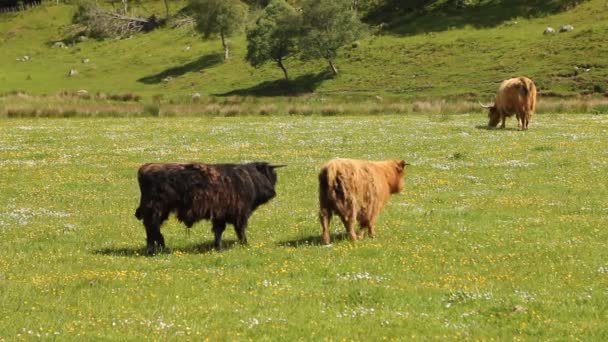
[246, 0, 301, 80]
[190, 0, 249, 60]
[300, 0, 366, 76]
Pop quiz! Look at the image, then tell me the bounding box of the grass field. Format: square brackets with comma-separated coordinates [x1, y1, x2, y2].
[1, 113, 607, 340]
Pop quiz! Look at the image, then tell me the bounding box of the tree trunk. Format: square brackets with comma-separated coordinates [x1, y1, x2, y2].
[221, 31, 229, 60]
[278, 58, 289, 81]
[328, 59, 338, 76]
[163, 0, 170, 19]
[122, 0, 128, 14]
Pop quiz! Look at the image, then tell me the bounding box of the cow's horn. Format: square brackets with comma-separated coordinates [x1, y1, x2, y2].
[270, 164, 287, 169]
[478, 101, 493, 108]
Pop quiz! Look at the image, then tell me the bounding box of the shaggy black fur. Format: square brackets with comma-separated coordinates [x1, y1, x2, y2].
[135, 162, 282, 255]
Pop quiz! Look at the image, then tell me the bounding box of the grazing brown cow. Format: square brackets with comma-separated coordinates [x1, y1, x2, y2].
[318, 159, 408, 245]
[480, 76, 537, 130]
[135, 162, 285, 254]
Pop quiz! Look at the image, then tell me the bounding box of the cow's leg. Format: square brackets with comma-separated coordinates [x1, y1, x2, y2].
[500, 115, 506, 129]
[339, 210, 357, 241]
[143, 220, 156, 254]
[234, 219, 248, 245]
[522, 113, 529, 130]
[516, 113, 522, 129]
[368, 216, 378, 238]
[212, 219, 226, 251]
[357, 217, 368, 239]
[357, 226, 367, 239]
[143, 216, 164, 256]
[359, 216, 378, 240]
[320, 207, 333, 245]
[156, 210, 170, 249]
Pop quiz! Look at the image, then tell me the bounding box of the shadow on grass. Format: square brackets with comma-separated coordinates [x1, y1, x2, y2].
[367, 0, 588, 36]
[178, 240, 240, 254]
[216, 71, 332, 97]
[94, 239, 240, 257]
[137, 53, 223, 84]
[278, 232, 349, 248]
[475, 125, 522, 131]
[94, 247, 148, 257]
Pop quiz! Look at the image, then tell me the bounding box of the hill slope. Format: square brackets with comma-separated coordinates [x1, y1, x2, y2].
[0, 0, 607, 101]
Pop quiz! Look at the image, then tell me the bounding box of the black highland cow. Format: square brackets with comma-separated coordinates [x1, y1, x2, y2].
[135, 162, 285, 255]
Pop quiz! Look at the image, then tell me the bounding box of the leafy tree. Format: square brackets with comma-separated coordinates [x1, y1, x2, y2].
[190, 0, 249, 60]
[299, 0, 366, 76]
[241, 0, 271, 8]
[241, 0, 299, 9]
[246, 0, 301, 80]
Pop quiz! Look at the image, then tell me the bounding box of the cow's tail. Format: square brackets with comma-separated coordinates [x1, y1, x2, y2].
[319, 168, 330, 205]
[319, 166, 346, 208]
[518, 77, 537, 115]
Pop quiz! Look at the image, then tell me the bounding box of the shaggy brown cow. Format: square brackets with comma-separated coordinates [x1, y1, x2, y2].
[480, 76, 537, 130]
[135, 162, 285, 254]
[318, 159, 408, 245]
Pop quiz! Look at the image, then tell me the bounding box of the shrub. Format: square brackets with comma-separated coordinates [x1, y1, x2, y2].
[202, 104, 221, 115]
[143, 103, 161, 117]
[592, 104, 608, 115]
[320, 105, 344, 116]
[288, 105, 313, 116]
[220, 105, 243, 117]
[258, 104, 277, 116]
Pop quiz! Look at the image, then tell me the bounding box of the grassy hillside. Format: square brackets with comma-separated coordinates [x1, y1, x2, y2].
[0, 0, 607, 101]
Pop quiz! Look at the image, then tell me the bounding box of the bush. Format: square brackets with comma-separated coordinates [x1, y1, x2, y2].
[258, 104, 277, 115]
[591, 104, 608, 115]
[220, 105, 243, 117]
[320, 105, 344, 116]
[143, 103, 161, 116]
[593, 84, 606, 94]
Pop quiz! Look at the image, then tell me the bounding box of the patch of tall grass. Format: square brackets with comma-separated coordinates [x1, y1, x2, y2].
[2, 93, 608, 118]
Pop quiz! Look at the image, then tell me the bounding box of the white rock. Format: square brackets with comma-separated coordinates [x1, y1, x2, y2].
[560, 24, 574, 32]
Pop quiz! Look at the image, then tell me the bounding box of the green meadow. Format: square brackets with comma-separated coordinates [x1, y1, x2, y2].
[2, 0, 608, 339]
[1, 113, 607, 340]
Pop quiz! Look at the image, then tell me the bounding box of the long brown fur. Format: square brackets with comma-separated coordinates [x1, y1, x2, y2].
[487, 76, 537, 130]
[318, 159, 407, 244]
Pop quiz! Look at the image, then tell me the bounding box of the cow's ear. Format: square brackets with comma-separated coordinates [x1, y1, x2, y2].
[397, 160, 408, 171]
[256, 163, 269, 172]
[256, 163, 275, 176]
